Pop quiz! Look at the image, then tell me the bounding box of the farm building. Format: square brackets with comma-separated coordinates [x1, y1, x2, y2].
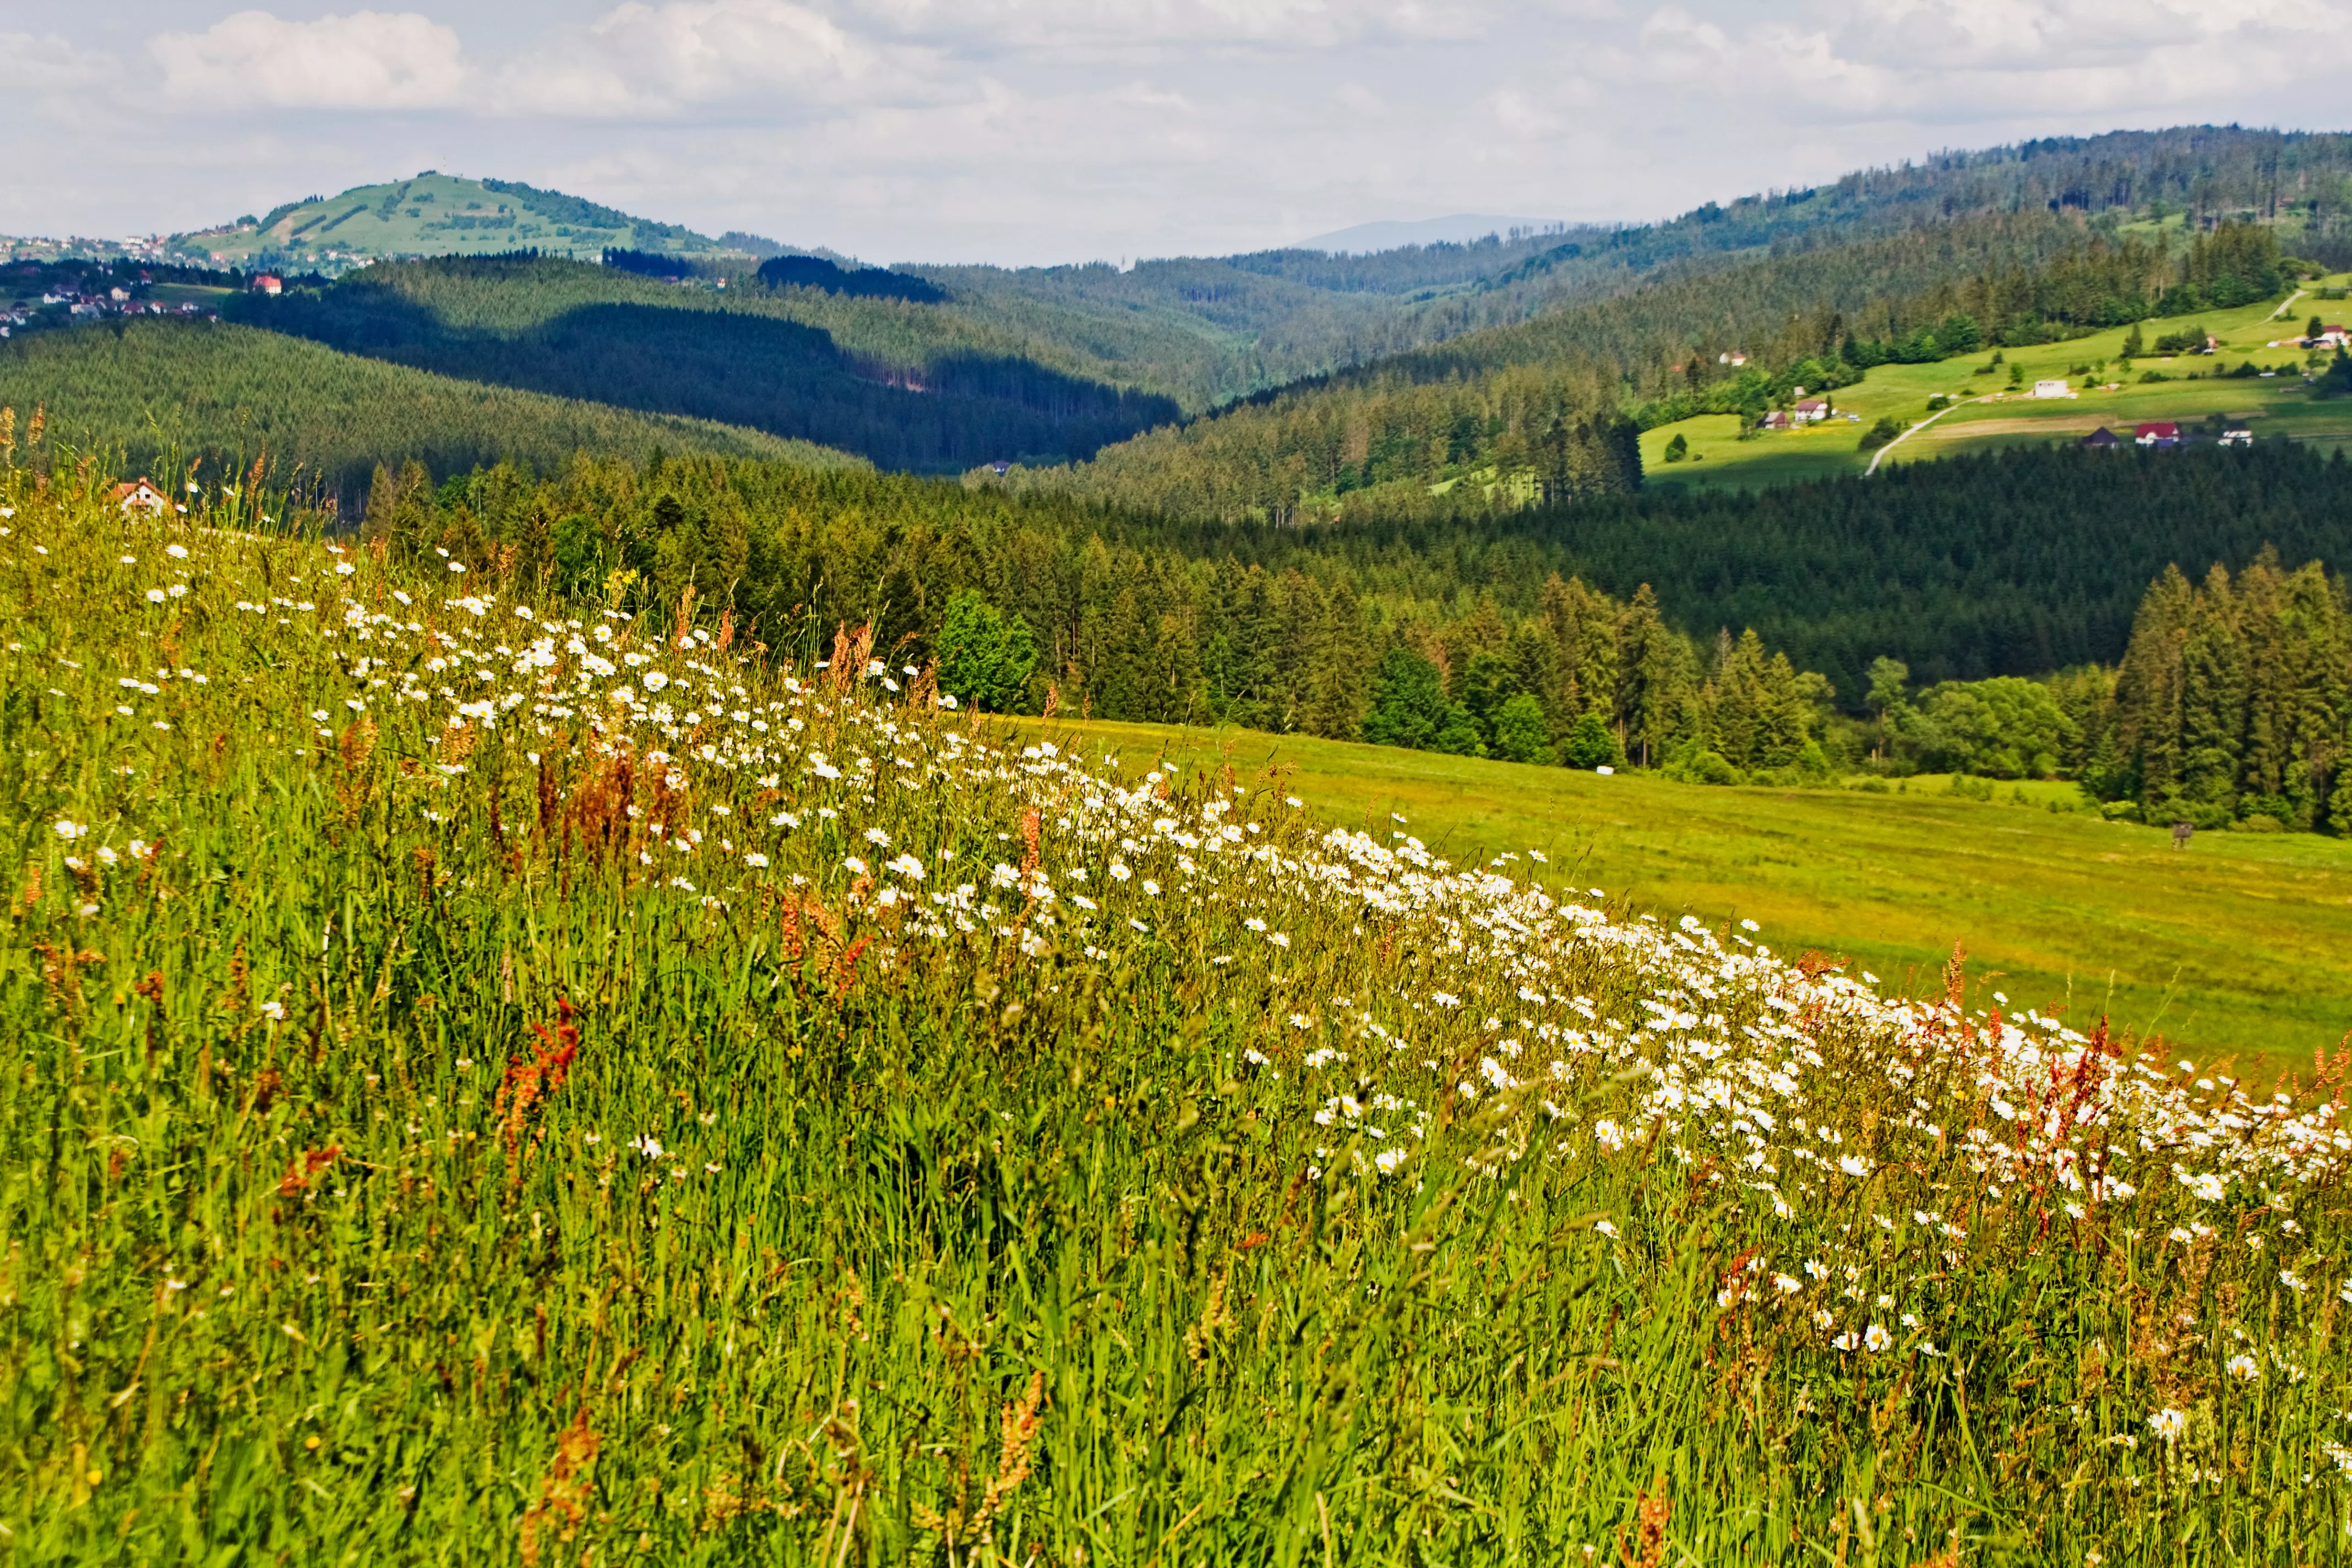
[2033, 379, 2072, 398]
[2135, 422, 2180, 448]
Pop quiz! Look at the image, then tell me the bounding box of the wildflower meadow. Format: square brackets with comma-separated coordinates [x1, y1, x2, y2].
[6, 463, 2352, 1565]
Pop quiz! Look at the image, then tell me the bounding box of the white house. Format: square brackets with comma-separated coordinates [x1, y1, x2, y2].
[108, 478, 168, 516]
[1793, 398, 1831, 423]
[2032, 379, 2073, 399]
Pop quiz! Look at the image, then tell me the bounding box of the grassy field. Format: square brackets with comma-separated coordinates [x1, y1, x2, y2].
[1642, 274, 2352, 492]
[1023, 719, 2352, 1080]
[12, 479, 2352, 1564]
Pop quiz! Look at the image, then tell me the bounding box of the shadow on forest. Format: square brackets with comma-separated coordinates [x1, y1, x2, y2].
[232, 284, 1180, 472]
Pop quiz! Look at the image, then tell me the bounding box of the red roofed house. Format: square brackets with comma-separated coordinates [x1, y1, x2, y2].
[2135, 422, 2180, 449]
[2318, 325, 2350, 349]
[108, 477, 168, 515]
[252, 274, 282, 296]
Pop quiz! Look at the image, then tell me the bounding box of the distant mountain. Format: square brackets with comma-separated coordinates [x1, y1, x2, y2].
[1300, 215, 1562, 252]
[168, 172, 750, 274]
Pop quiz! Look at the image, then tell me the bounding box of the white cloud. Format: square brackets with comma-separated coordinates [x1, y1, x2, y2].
[0, 31, 115, 93]
[498, 0, 902, 116]
[151, 10, 470, 110]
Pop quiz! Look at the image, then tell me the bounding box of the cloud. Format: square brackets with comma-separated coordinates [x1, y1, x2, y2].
[0, 31, 115, 93]
[151, 10, 469, 110]
[499, 0, 897, 116]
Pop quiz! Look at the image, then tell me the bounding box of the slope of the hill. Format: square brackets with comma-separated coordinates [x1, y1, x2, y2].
[0, 319, 861, 496]
[5, 485, 2348, 1562]
[979, 211, 2111, 520]
[230, 256, 1180, 471]
[993, 205, 2322, 523]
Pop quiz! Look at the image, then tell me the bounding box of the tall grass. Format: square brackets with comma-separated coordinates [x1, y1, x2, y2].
[4, 460, 2351, 1564]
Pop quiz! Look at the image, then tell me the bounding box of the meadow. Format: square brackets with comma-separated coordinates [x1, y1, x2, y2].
[8, 474, 2352, 1565]
[1027, 721, 2352, 1081]
[1641, 275, 2352, 492]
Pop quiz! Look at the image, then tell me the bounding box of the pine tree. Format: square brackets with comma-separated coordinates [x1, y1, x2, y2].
[2177, 564, 2248, 821]
[2114, 565, 2195, 808]
[1302, 581, 1371, 740]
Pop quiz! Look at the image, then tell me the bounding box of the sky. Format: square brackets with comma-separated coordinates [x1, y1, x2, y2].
[2, 0, 2348, 266]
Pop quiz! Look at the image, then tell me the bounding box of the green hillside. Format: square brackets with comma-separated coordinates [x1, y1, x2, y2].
[168, 171, 739, 272]
[978, 211, 2132, 520]
[995, 206, 2345, 524]
[1642, 278, 2352, 492]
[0, 319, 861, 494]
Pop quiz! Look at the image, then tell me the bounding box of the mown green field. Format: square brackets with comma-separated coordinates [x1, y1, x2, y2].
[1027, 718, 2352, 1079]
[1642, 275, 2352, 492]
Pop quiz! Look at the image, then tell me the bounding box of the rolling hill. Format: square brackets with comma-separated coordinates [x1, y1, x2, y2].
[0, 318, 861, 496]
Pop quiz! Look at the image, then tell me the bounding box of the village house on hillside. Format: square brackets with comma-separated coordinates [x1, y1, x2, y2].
[108, 478, 168, 515]
[1792, 398, 1830, 423]
[1718, 350, 1749, 367]
[2082, 427, 2121, 449]
[2033, 379, 2073, 398]
[2135, 421, 2181, 449]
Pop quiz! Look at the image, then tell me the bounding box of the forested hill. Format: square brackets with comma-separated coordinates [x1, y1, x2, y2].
[170, 172, 745, 273]
[230, 256, 1180, 473]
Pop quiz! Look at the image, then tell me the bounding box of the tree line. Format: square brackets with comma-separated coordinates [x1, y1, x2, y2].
[350, 449, 1833, 777]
